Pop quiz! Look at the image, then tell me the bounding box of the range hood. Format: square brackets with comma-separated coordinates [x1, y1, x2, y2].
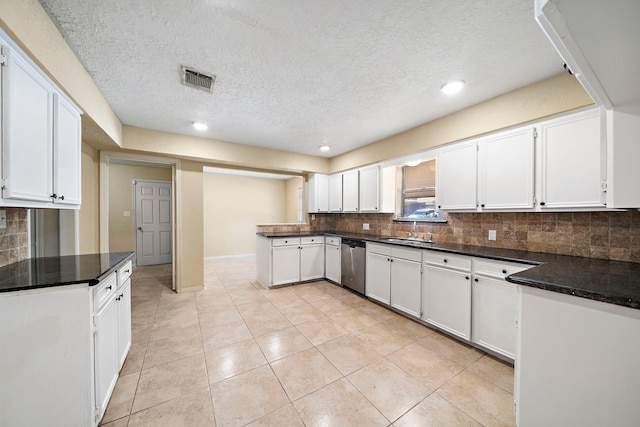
[535, 0, 640, 115]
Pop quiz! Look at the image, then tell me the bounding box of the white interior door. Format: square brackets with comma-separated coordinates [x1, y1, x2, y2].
[135, 180, 172, 266]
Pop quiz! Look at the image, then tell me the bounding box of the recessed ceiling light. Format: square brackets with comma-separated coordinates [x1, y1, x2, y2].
[440, 80, 465, 95]
[320, 145, 331, 152]
[192, 122, 208, 131]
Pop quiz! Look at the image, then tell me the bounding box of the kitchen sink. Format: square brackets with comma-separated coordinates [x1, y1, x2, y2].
[379, 237, 434, 245]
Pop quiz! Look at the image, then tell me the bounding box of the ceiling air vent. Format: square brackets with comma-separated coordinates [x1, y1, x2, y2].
[181, 66, 215, 93]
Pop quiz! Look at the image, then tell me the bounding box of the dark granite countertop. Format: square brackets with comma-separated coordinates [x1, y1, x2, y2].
[257, 231, 640, 309]
[0, 252, 134, 293]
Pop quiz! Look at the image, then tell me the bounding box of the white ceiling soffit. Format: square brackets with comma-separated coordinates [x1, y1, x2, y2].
[203, 166, 298, 180]
[39, 0, 562, 157]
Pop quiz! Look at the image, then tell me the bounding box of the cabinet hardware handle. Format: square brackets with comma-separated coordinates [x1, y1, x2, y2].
[284, 240, 288, 243]
[465, 276, 469, 280]
[50, 193, 57, 199]
[106, 285, 112, 290]
[502, 269, 507, 274]
[443, 259, 448, 263]
[119, 293, 124, 298]
[540, 202, 546, 206]
[480, 204, 485, 208]
[125, 269, 130, 273]
[438, 205, 441, 209]
[474, 278, 479, 282]
[116, 296, 120, 301]
[59, 195, 64, 201]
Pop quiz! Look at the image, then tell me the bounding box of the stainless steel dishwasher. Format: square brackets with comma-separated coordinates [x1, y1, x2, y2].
[341, 238, 366, 295]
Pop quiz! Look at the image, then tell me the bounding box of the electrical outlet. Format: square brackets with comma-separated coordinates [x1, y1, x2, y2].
[123, 211, 131, 217]
[311, 214, 316, 220]
[0, 210, 6, 229]
[488, 230, 497, 241]
[363, 223, 370, 230]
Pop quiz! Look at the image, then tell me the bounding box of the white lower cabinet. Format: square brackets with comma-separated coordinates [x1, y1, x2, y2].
[390, 256, 421, 317]
[422, 264, 472, 340]
[258, 236, 325, 287]
[116, 279, 132, 369]
[300, 237, 325, 281]
[272, 244, 301, 285]
[366, 243, 421, 316]
[325, 236, 341, 283]
[94, 291, 119, 422]
[365, 249, 391, 304]
[472, 259, 532, 360]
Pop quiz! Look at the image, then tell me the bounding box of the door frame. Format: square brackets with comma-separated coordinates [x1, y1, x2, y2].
[100, 152, 180, 291]
[132, 178, 173, 267]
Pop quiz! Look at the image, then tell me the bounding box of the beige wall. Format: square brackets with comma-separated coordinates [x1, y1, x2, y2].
[177, 161, 204, 291]
[285, 177, 304, 223]
[79, 143, 100, 254]
[330, 73, 593, 172]
[108, 163, 172, 252]
[203, 173, 288, 257]
[123, 126, 330, 174]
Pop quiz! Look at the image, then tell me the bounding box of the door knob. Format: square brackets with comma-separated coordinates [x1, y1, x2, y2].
[137, 227, 143, 231]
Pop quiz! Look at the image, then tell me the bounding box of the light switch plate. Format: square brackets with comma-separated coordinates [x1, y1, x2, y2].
[123, 211, 131, 217]
[0, 210, 6, 229]
[363, 223, 370, 230]
[488, 230, 497, 241]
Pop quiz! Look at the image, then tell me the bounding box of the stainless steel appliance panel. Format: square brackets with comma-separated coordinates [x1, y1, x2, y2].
[341, 239, 366, 295]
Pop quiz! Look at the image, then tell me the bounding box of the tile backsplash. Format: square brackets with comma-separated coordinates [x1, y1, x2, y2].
[0, 208, 29, 267]
[259, 210, 640, 263]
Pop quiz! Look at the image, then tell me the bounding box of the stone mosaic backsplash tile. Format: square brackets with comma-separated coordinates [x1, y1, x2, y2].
[0, 208, 29, 267]
[260, 210, 640, 263]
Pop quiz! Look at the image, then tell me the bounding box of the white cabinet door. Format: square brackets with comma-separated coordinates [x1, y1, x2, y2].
[94, 297, 118, 422]
[478, 127, 535, 210]
[342, 170, 359, 212]
[365, 251, 391, 304]
[308, 174, 329, 213]
[538, 109, 605, 209]
[325, 244, 341, 283]
[300, 243, 325, 281]
[272, 245, 300, 286]
[359, 165, 380, 212]
[328, 173, 343, 212]
[390, 257, 421, 317]
[437, 141, 478, 210]
[422, 265, 471, 340]
[2, 47, 53, 203]
[116, 279, 132, 370]
[472, 276, 516, 359]
[53, 94, 82, 206]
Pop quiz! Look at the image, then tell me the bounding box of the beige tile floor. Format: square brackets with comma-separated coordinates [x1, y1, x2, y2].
[100, 257, 516, 427]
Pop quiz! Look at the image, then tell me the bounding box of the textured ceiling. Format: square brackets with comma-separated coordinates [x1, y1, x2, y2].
[39, 0, 561, 157]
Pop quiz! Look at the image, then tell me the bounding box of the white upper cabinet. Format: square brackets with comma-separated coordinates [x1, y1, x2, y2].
[53, 94, 82, 206]
[359, 165, 380, 212]
[0, 32, 82, 209]
[2, 45, 54, 203]
[437, 140, 478, 210]
[478, 127, 535, 210]
[308, 173, 329, 213]
[537, 108, 605, 209]
[342, 170, 359, 212]
[328, 173, 343, 212]
[536, 0, 640, 115]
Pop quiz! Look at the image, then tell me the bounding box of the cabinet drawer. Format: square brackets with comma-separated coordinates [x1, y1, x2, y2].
[93, 273, 117, 313]
[118, 260, 132, 286]
[367, 242, 392, 256]
[271, 237, 300, 247]
[474, 258, 533, 279]
[301, 236, 323, 245]
[423, 251, 471, 270]
[325, 236, 341, 246]
[391, 246, 422, 262]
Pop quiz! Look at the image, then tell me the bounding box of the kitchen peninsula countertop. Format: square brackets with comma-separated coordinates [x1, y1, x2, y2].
[0, 252, 134, 293]
[257, 231, 640, 310]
